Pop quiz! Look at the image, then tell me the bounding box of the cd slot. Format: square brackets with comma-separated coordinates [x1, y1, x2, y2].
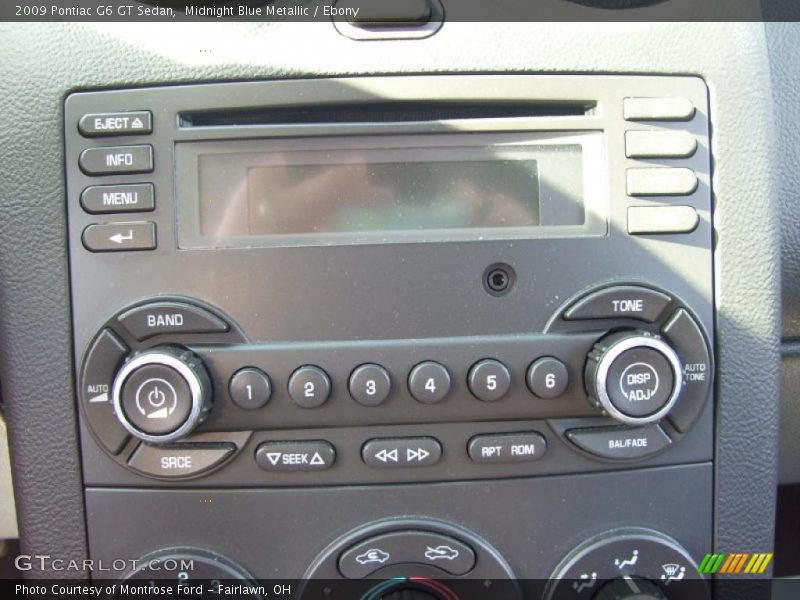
[178, 101, 595, 128]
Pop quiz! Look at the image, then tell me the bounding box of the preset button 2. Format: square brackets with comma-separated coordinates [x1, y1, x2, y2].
[288, 366, 332, 408]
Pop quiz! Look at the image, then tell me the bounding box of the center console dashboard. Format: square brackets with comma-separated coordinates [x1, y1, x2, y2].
[0, 21, 782, 600]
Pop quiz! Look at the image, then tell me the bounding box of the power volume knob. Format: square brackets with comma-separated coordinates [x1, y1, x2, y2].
[111, 346, 212, 443]
[585, 331, 683, 426]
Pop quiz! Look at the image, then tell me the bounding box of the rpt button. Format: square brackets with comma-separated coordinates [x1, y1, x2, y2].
[564, 285, 671, 323]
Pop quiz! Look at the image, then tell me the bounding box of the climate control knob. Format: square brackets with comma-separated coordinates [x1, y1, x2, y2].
[111, 346, 212, 443]
[585, 331, 683, 426]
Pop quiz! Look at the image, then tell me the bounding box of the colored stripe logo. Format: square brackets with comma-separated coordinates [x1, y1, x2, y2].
[697, 552, 773, 574]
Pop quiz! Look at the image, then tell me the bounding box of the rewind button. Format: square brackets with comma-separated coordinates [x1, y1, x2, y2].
[362, 437, 442, 469]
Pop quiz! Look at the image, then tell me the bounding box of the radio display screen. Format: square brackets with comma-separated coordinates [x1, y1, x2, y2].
[176, 134, 599, 248]
[217, 159, 539, 237]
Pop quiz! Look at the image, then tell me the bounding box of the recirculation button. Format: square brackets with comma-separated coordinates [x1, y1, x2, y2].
[339, 531, 476, 579]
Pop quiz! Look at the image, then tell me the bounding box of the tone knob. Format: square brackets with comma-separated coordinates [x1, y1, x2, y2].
[585, 331, 683, 426]
[111, 346, 212, 443]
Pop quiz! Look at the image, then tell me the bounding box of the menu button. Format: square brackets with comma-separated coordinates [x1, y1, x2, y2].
[81, 183, 155, 214]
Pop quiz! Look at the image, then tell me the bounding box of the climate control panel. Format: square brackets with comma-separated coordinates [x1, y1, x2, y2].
[77, 284, 712, 485]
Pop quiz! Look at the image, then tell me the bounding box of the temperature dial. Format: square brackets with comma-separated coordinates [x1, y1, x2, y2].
[585, 331, 683, 426]
[111, 346, 211, 443]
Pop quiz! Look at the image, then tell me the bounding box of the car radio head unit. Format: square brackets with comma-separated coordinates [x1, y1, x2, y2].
[64, 75, 712, 491]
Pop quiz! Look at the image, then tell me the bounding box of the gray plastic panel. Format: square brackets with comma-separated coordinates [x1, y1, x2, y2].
[85, 463, 712, 580]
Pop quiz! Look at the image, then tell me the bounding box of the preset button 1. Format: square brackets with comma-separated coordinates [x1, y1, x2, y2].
[229, 368, 271, 410]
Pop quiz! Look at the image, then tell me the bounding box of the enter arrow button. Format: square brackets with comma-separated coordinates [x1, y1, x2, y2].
[82, 222, 156, 252]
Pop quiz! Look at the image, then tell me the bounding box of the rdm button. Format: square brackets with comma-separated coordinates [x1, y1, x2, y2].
[118, 302, 229, 341]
